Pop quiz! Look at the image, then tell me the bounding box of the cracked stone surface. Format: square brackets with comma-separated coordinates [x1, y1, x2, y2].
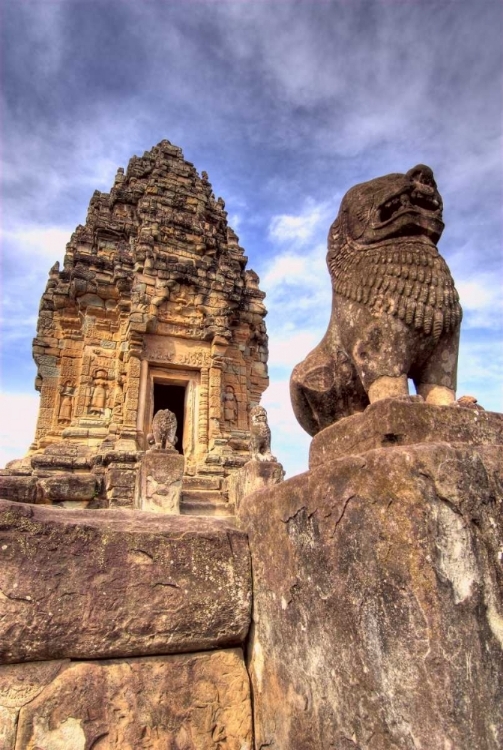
[0, 650, 252, 750]
[240, 431, 503, 749]
[0, 501, 251, 663]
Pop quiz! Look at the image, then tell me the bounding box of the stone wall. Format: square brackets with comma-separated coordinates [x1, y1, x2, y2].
[240, 401, 503, 749]
[1, 404, 502, 748]
[0, 501, 254, 748]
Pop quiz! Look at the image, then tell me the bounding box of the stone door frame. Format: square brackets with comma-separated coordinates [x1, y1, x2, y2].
[137, 361, 201, 464]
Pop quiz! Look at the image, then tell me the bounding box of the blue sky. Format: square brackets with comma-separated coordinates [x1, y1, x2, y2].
[1, 0, 502, 476]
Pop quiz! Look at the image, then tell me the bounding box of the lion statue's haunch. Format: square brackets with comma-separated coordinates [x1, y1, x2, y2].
[249, 405, 276, 462]
[290, 164, 462, 436]
[149, 408, 178, 450]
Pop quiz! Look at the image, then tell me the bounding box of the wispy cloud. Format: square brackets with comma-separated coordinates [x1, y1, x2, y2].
[261, 379, 311, 478]
[0, 393, 39, 467]
[1, 226, 71, 261]
[456, 273, 503, 330]
[458, 339, 503, 411]
[269, 197, 333, 246]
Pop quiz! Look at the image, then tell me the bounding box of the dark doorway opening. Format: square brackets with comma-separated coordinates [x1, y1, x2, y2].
[153, 383, 186, 454]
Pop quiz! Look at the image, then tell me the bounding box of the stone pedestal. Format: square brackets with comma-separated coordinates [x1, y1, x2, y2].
[136, 448, 184, 514]
[226, 458, 285, 512]
[310, 396, 503, 466]
[240, 404, 503, 749]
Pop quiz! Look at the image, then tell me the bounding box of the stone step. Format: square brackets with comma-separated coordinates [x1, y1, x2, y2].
[182, 475, 222, 491]
[198, 464, 225, 476]
[181, 501, 235, 518]
[181, 489, 234, 517]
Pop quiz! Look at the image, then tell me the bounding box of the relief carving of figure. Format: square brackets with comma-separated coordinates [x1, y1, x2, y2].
[223, 385, 238, 427]
[149, 408, 178, 450]
[58, 381, 75, 423]
[291, 165, 462, 436]
[89, 369, 109, 416]
[113, 372, 127, 418]
[250, 405, 276, 462]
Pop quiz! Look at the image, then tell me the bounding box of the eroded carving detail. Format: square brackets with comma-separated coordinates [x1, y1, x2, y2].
[88, 369, 109, 416]
[250, 406, 276, 462]
[150, 409, 178, 451]
[224, 385, 238, 428]
[291, 164, 463, 436]
[58, 382, 75, 423]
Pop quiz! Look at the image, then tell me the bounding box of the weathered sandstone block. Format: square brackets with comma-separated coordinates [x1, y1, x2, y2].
[38, 473, 99, 502]
[0, 650, 252, 750]
[136, 449, 184, 513]
[0, 660, 69, 750]
[226, 458, 285, 512]
[0, 475, 38, 503]
[310, 397, 503, 466]
[240, 436, 503, 748]
[0, 500, 251, 663]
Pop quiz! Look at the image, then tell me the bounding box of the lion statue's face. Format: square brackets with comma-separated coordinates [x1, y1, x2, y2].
[329, 164, 444, 250]
[250, 406, 267, 424]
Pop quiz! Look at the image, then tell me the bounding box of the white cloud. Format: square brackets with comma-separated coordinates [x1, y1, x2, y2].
[262, 244, 329, 300]
[228, 213, 242, 232]
[456, 273, 503, 330]
[269, 198, 333, 245]
[0, 225, 72, 349]
[262, 201, 333, 375]
[263, 202, 333, 320]
[458, 340, 503, 413]
[0, 393, 39, 468]
[268, 330, 320, 370]
[261, 379, 311, 479]
[2, 226, 71, 262]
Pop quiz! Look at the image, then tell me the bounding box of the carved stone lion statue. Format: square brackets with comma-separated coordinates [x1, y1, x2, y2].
[249, 405, 276, 462]
[291, 164, 462, 436]
[149, 408, 178, 450]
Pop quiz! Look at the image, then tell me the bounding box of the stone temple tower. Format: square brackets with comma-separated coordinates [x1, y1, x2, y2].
[2, 141, 274, 515]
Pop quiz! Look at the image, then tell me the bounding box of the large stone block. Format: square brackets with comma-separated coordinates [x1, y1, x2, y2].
[0, 500, 251, 663]
[136, 449, 184, 513]
[38, 473, 99, 502]
[0, 650, 252, 750]
[310, 398, 503, 466]
[240, 441, 503, 749]
[226, 458, 285, 511]
[0, 475, 38, 503]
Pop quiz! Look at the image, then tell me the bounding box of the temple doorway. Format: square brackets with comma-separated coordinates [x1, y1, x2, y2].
[153, 383, 186, 454]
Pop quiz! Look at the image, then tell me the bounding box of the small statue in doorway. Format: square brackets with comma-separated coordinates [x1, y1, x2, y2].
[249, 405, 276, 462]
[150, 408, 178, 451]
